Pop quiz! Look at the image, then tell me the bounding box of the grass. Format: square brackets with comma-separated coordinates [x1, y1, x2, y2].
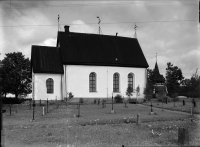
[143, 98, 200, 114]
[2, 101, 200, 147]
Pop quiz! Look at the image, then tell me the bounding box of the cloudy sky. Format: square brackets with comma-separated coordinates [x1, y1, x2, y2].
[0, 0, 199, 79]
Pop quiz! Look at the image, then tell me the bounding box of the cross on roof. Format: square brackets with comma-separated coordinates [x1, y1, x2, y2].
[134, 24, 137, 38]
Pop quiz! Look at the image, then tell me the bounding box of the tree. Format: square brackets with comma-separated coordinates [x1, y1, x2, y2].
[126, 85, 133, 98]
[182, 69, 200, 98]
[1, 52, 32, 98]
[165, 62, 184, 96]
[143, 68, 155, 100]
[143, 82, 153, 100]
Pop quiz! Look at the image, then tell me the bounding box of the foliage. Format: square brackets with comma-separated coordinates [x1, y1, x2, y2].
[171, 93, 179, 102]
[156, 85, 167, 98]
[79, 98, 84, 104]
[136, 85, 140, 95]
[114, 94, 123, 103]
[157, 96, 172, 102]
[165, 62, 184, 96]
[143, 81, 153, 100]
[0, 52, 32, 98]
[126, 85, 133, 98]
[68, 92, 74, 99]
[147, 68, 156, 86]
[181, 69, 200, 98]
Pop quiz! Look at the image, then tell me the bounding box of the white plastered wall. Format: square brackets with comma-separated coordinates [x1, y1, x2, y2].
[34, 73, 62, 100]
[65, 65, 147, 99]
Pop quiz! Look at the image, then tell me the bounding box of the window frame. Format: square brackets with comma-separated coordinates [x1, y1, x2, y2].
[128, 73, 135, 91]
[89, 72, 97, 92]
[113, 73, 120, 92]
[46, 78, 54, 94]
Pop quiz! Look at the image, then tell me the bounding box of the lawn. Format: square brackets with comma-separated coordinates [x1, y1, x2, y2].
[2, 102, 200, 147]
[142, 98, 200, 114]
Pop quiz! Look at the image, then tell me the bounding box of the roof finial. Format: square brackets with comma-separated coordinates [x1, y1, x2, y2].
[134, 23, 137, 38]
[97, 16, 103, 35]
[58, 14, 60, 32]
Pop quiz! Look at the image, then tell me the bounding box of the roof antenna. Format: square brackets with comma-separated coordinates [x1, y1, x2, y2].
[58, 14, 60, 32]
[97, 16, 103, 35]
[134, 23, 137, 38]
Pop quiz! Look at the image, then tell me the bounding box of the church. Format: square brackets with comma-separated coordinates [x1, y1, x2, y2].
[31, 25, 149, 102]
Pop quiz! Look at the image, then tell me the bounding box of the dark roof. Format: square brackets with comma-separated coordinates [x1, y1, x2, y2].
[154, 62, 160, 75]
[58, 32, 149, 68]
[153, 62, 165, 83]
[31, 45, 63, 74]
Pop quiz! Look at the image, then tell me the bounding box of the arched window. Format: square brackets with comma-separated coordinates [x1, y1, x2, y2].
[113, 73, 119, 92]
[128, 73, 134, 90]
[46, 78, 54, 93]
[89, 72, 96, 92]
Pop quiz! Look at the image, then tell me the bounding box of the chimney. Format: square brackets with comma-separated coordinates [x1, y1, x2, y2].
[64, 25, 70, 34]
[116, 32, 118, 36]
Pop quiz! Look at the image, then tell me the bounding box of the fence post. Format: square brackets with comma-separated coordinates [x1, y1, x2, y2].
[42, 107, 45, 116]
[47, 98, 48, 113]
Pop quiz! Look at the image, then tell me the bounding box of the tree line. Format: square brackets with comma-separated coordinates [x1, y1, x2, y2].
[144, 62, 200, 98]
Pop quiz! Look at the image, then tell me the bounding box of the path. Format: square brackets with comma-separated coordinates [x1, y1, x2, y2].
[138, 104, 200, 119]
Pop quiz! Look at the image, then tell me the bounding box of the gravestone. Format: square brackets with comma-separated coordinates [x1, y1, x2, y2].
[193, 99, 196, 107]
[137, 114, 141, 125]
[183, 100, 185, 106]
[178, 127, 189, 145]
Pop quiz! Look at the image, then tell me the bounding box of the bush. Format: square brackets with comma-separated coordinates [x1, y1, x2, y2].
[79, 98, 84, 104]
[171, 93, 179, 102]
[114, 94, 123, 103]
[157, 96, 172, 102]
[69, 92, 74, 99]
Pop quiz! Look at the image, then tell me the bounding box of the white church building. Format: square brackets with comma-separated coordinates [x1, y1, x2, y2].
[31, 25, 149, 102]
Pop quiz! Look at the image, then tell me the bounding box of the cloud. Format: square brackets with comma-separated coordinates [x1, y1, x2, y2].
[40, 38, 57, 47]
[176, 49, 200, 78]
[2, 4, 57, 58]
[70, 20, 96, 33]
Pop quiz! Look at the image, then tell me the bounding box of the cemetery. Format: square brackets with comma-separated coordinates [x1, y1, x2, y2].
[2, 97, 200, 147]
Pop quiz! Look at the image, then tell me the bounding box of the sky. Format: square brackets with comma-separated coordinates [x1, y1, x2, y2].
[0, 0, 199, 79]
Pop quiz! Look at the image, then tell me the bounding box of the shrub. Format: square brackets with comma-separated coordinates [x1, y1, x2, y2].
[171, 93, 179, 102]
[114, 94, 123, 103]
[79, 98, 84, 104]
[68, 92, 74, 99]
[157, 96, 172, 102]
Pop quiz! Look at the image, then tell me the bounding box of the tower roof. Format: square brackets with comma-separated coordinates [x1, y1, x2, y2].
[153, 61, 165, 84]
